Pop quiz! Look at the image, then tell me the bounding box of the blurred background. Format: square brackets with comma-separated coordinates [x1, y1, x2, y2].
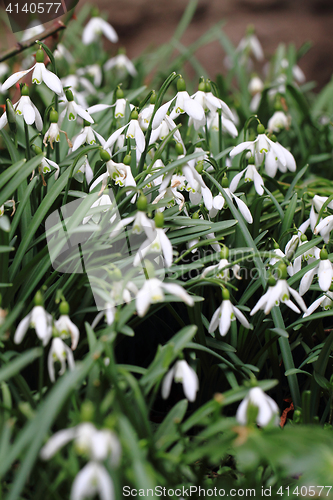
[1, 0, 333, 89]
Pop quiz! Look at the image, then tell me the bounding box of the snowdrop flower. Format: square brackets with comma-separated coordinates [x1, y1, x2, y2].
[77, 65, 103, 88]
[236, 387, 279, 427]
[48, 337, 75, 382]
[284, 219, 311, 261]
[104, 110, 145, 161]
[190, 79, 237, 133]
[267, 111, 291, 133]
[162, 360, 199, 402]
[314, 214, 333, 243]
[109, 195, 154, 241]
[59, 89, 94, 125]
[82, 17, 118, 45]
[208, 288, 251, 337]
[82, 194, 112, 225]
[54, 43, 75, 64]
[0, 85, 43, 131]
[153, 175, 185, 211]
[136, 277, 194, 317]
[152, 77, 204, 130]
[303, 290, 333, 317]
[299, 248, 333, 296]
[53, 302, 80, 350]
[230, 124, 296, 178]
[91, 279, 138, 328]
[104, 51, 137, 77]
[201, 246, 241, 280]
[250, 265, 307, 315]
[72, 122, 106, 151]
[207, 110, 238, 138]
[248, 75, 264, 112]
[20, 21, 44, 42]
[236, 28, 264, 61]
[90, 151, 136, 198]
[133, 212, 173, 268]
[70, 462, 114, 500]
[40, 422, 121, 465]
[74, 156, 94, 185]
[2, 48, 63, 96]
[31, 144, 60, 180]
[229, 157, 264, 196]
[309, 195, 333, 243]
[61, 75, 95, 106]
[43, 110, 72, 150]
[14, 292, 52, 346]
[210, 177, 253, 224]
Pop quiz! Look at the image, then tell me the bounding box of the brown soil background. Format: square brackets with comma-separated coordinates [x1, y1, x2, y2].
[1, 0, 333, 89]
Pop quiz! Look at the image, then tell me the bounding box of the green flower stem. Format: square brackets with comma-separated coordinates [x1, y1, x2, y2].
[24, 121, 31, 161]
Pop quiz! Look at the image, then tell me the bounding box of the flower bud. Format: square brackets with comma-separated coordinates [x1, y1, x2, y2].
[220, 245, 229, 260]
[175, 142, 183, 155]
[123, 154, 131, 165]
[177, 77, 186, 92]
[5, 99, 17, 134]
[137, 194, 148, 212]
[59, 301, 70, 315]
[154, 211, 164, 228]
[116, 87, 124, 99]
[277, 263, 288, 280]
[21, 84, 29, 96]
[31, 144, 43, 155]
[65, 89, 74, 102]
[35, 48, 44, 63]
[257, 123, 265, 135]
[205, 80, 211, 93]
[267, 275, 277, 287]
[34, 290, 44, 306]
[100, 149, 111, 162]
[222, 176, 229, 188]
[49, 109, 58, 123]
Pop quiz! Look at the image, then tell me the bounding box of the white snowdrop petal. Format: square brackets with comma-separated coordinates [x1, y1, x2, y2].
[41, 65, 63, 95]
[2, 69, 32, 91]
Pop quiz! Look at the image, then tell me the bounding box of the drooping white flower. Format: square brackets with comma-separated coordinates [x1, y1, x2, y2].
[208, 289, 251, 337]
[0, 85, 43, 131]
[210, 182, 253, 224]
[20, 21, 44, 42]
[54, 315, 80, 350]
[152, 176, 185, 211]
[74, 156, 94, 185]
[59, 89, 94, 125]
[90, 156, 136, 198]
[47, 337, 75, 382]
[2, 48, 63, 95]
[229, 160, 264, 196]
[82, 194, 112, 225]
[303, 290, 333, 317]
[248, 76, 264, 112]
[104, 111, 145, 161]
[40, 422, 121, 465]
[162, 360, 199, 402]
[104, 53, 137, 77]
[250, 272, 307, 316]
[299, 249, 333, 296]
[82, 17, 118, 45]
[309, 195, 333, 243]
[54, 43, 75, 63]
[133, 222, 173, 268]
[267, 111, 291, 133]
[207, 110, 238, 138]
[152, 77, 205, 130]
[135, 278, 194, 317]
[236, 387, 279, 427]
[44, 116, 73, 150]
[70, 462, 114, 500]
[72, 124, 105, 151]
[77, 65, 103, 88]
[236, 31, 264, 61]
[14, 305, 53, 346]
[230, 124, 296, 178]
[91, 280, 138, 328]
[314, 215, 333, 243]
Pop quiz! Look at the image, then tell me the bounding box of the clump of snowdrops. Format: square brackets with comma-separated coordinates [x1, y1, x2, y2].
[1, 2, 333, 498]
